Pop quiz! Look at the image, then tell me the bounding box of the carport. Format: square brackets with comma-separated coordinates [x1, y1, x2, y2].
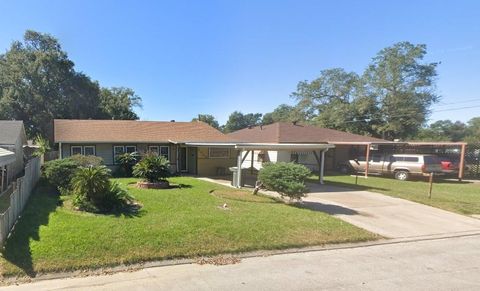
[0, 148, 16, 192]
[185, 142, 335, 188]
[341, 141, 468, 180]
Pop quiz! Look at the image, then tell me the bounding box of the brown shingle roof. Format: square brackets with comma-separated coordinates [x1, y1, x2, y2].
[228, 122, 388, 144]
[54, 119, 232, 143]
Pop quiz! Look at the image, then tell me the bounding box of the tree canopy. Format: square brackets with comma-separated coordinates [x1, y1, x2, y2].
[291, 42, 439, 140]
[262, 104, 300, 125]
[223, 111, 262, 133]
[0, 30, 141, 140]
[192, 114, 220, 129]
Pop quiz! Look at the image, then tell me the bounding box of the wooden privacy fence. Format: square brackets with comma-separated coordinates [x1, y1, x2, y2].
[0, 157, 41, 246]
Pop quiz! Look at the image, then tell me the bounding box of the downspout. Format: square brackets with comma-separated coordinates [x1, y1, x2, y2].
[59, 142, 62, 159]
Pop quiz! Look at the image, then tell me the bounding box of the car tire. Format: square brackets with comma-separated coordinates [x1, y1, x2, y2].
[394, 170, 409, 181]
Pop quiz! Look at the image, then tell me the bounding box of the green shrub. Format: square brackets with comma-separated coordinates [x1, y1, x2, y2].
[258, 162, 311, 201]
[133, 154, 171, 183]
[102, 182, 135, 211]
[71, 166, 111, 207]
[117, 152, 140, 177]
[69, 155, 104, 167]
[43, 159, 79, 191]
[71, 166, 134, 212]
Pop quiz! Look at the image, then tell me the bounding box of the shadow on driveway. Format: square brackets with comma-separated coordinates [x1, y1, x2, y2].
[295, 201, 359, 216]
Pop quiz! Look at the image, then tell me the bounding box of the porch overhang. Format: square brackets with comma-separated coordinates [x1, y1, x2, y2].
[0, 148, 15, 167]
[185, 142, 335, 187]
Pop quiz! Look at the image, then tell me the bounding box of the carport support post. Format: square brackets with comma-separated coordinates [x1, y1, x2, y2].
[458, 143, 466, 181]
[236, 150, 243, 188]
[320, 150, 325, 184]
[365, 144, 371, 178]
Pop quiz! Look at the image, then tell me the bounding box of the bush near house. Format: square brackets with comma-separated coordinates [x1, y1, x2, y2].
[43, 156, 104, 193]
[43, 159, 79, 192]
[258, 162, 311, 200]
[133, 154, 171, 183]
[116, 152, 141, 177]
[71, 166, 134, 212]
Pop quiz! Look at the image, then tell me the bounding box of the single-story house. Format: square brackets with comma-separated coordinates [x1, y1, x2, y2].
[54, 119, 238, 176]
[228, 122, 392, 172]
[0, 120, 27, 190]
[53, 119, 335, 186]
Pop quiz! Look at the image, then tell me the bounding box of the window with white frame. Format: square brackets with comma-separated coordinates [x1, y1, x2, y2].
[113, 146, 125, 164]
[71, 146, 83, 156]
[208, 148, 230, 158]
[148, 146, 159, 155]
[125, 146, 137, 154]
[71, 145, 96, 156]
[160, 146, 169, 159]
[84, 146, 95, 156]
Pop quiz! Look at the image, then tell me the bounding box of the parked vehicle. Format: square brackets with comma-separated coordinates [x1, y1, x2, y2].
[438, 157, 460, 174]
[339, 154, 444, 181]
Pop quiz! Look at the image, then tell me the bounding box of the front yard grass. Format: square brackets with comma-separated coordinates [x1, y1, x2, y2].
[0, 177, 377, 277]
[316, 173, 480, 215]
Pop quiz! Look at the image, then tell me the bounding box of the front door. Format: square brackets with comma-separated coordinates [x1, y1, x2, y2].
[179, 147, 188, 172]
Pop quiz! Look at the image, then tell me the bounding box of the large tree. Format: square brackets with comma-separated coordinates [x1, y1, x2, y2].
[415, 120, 467, 141]
[0, 30, 141, 139]
[262, 104, 301, 125]
[223, 111, 262, 133]
[192, 114, 220, 129]
[99, 87, 141, 120]
[363, 42, 439, 139]
[291, 68, 377, 135]
[290, 42, 439, 140]
[465, 117, 480, 142]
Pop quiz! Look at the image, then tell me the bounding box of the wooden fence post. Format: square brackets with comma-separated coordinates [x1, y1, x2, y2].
[428, 172, 434, 199]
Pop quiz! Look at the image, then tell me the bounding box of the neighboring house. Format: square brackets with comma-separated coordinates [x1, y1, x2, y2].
[228, 122, 390, 172]
[53, 119, 236, 176]
[0, 121, 27, 190]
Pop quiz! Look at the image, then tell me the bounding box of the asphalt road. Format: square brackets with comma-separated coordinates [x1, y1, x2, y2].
[3, 234, 480, 291]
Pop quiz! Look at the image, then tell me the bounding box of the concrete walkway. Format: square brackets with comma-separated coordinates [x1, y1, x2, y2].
[4, 234, 480, 290]
[301, 183, 480, 238]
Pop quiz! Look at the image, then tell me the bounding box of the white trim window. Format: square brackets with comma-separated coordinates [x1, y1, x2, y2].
[160, 146, 169, 159]
[125, 146, 137, 154]
[148, 146, 159, 155]
[208, 148, 230, 159]
[84, 146, 96, 156]
[71, 146, 83, 156]
[113, 146, 125, 164]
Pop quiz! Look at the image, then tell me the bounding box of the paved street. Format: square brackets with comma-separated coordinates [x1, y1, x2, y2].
[3, 234, 480, 291]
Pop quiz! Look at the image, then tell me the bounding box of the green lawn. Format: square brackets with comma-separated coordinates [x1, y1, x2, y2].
[0, 177, 377, 277]
[316, 173, 480, 215]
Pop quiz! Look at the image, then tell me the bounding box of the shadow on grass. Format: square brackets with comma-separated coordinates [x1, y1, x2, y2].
[106, 203, 146, 218]
[1, 179, 58, 277]
[294, 201, 359, 215]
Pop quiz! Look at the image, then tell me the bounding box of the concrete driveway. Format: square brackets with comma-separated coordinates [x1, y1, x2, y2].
[301, 183, 480, 238]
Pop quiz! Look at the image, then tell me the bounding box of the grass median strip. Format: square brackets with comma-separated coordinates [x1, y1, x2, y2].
[0, 177, 377, 277]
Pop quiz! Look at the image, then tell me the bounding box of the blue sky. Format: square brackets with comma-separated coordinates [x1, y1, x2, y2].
[1, 0, 480, 125]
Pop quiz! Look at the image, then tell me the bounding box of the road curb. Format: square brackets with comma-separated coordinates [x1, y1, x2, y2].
[3, 230, 480, 286]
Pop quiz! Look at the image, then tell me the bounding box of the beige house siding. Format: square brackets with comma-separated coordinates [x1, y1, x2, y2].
[197, 147, 237, 176]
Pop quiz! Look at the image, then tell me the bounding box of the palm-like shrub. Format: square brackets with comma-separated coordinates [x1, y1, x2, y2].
[117, 152, 140, 177]
[133, 154, 171, 183]
[71, 165, 135, 212]
[258, 162, 311, 201]
[71, 166, 111, 207]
